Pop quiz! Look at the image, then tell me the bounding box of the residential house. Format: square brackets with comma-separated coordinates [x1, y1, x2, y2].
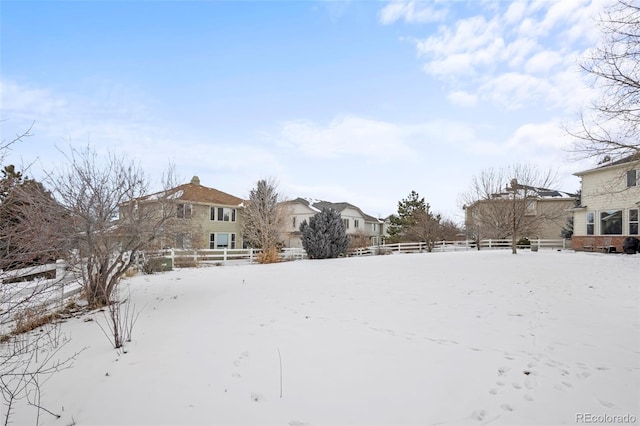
[572, 155, 640, 252]
[464, 185, 577, 240]
[129, 176, 245, 250]
[281, 198, 386, 248]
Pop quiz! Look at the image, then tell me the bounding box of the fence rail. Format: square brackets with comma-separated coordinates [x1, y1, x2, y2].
[149, 238, 571, 267]
[1, 260, 81, 335]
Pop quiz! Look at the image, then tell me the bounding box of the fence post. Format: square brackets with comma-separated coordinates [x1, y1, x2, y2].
[250, 248, 254, 263]
[171, 248, 175, 267]
[56, 259, 66, 309]
[55, 259, 66, 280]
[193, 250, 198, 264]
[223, 248, 227, 265]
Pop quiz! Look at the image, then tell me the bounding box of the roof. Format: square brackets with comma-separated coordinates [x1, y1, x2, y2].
[141, 176, 245, 206]
[490, 184, 576, 200]
[287, 197, 381, 222]
[574, 154, 640, 177]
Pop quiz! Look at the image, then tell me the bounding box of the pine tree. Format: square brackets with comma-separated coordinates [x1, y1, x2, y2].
[386, 190, 427, 243]
[0, 165, 69, 269]
[300, 208, 349, 259]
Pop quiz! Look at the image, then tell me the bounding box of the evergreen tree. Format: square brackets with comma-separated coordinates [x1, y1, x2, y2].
[386, 190, 427, 243]
[0, 165, 69, 269]
[300, 208, 349, 259]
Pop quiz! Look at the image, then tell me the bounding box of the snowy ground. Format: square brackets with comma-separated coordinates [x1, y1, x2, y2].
[5, 250, 640, 425]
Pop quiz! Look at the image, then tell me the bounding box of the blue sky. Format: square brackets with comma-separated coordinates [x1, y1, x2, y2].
[1, 0, 611, 221]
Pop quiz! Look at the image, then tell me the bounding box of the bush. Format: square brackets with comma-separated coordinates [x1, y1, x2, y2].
[142, 257, 173, 274]
[257, 247, 280, 264]
[300, 208, 349, 259]
[517, 237, 531, 247]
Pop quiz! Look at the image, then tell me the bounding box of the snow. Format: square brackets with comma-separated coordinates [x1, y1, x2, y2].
[6, 250, 640, 425]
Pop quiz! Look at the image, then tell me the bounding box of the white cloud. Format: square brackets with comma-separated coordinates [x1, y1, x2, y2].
[507, 121, 570, 151]
[480, 73, 554, 110]
[378, 1, 448, 25]
[447, 90, 477, 107]
[504, 1, 528, 25]
[0, 79, 284, 196]
[0, 80, 68, 117]
[276, 115, 415, 161]
[402, 1, 611, 112]
[524, 50, 564, 74]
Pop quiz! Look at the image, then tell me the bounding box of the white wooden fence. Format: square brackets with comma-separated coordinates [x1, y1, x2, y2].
[150, 238, 570, 267]
[0, 260, 81, 335]
[350, 238, 569, 255]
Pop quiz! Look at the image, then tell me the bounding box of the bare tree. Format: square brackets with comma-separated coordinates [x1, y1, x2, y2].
[570, 0, 640, 160]
[404, 205, 442, 252]
[1, 127, 82, 426]
[49, 146, 177, 307]
[242, 178, 287, 263]
[460, 164, 572, 254]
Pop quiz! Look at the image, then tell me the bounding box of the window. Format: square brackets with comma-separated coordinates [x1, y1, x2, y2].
[354, 219, 360, 228]
[630, 209, 639, 235]
[525, 200, 537, 216]
[586, 211, 595, 235]
[210, 207, 215, 221]
[372, 223, 377, 232]
[177, 203, 192, 219]
[176, 234, 191, 249]
[216, 207, 236, 222]
[209, 233, 215, 249]
[214, 233, 236, 249]
[292, 216, 297, 229]
[342, 218, 349, 229]
[600, 210, 623, 235]
[627, 170, 638, 187]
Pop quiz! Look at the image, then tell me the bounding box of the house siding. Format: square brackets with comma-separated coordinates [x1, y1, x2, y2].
[280, 199, 385, 248]
[572, 159, 640, 252]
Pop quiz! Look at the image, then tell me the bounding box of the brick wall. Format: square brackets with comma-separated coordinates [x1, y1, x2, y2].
[571, 236, 630, 252]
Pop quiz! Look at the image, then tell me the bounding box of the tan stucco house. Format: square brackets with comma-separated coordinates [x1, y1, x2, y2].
[464, 185, 577, 240]
[572, 155, 640, 252]
[131, 176, 246, 250]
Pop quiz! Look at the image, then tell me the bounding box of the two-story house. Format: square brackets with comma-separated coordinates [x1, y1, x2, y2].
[130, 176, 245, 250]
[281, 198, 385, 248]
[572, 155, 640, 252]
[464, 185, 577, 240]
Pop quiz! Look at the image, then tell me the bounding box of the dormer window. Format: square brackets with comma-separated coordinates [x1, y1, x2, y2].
[177, 203, 192, 219]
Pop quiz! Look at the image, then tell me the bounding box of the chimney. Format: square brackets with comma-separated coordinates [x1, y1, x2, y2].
[191, 176, 200, 185]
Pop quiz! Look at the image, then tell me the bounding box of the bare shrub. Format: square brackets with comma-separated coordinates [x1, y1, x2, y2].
[95, 287, 141, 350]
[348, 229, 370, 250]
[256, 247, 280, 264]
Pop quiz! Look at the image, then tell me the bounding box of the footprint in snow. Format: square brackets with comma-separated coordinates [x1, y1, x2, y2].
[250, 392, 264, 402]
[471, 409, 486, 421]
[598, 399, 616, 409]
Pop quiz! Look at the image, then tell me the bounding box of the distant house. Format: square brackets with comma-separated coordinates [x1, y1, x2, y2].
[281, 198, 386, 248]
[128, 176, 245, 250]
[464, 185, 577, 240]
[572, 155, 640, 252]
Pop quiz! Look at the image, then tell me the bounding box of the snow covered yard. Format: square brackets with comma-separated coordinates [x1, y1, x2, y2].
[7, 250, 640, 425]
